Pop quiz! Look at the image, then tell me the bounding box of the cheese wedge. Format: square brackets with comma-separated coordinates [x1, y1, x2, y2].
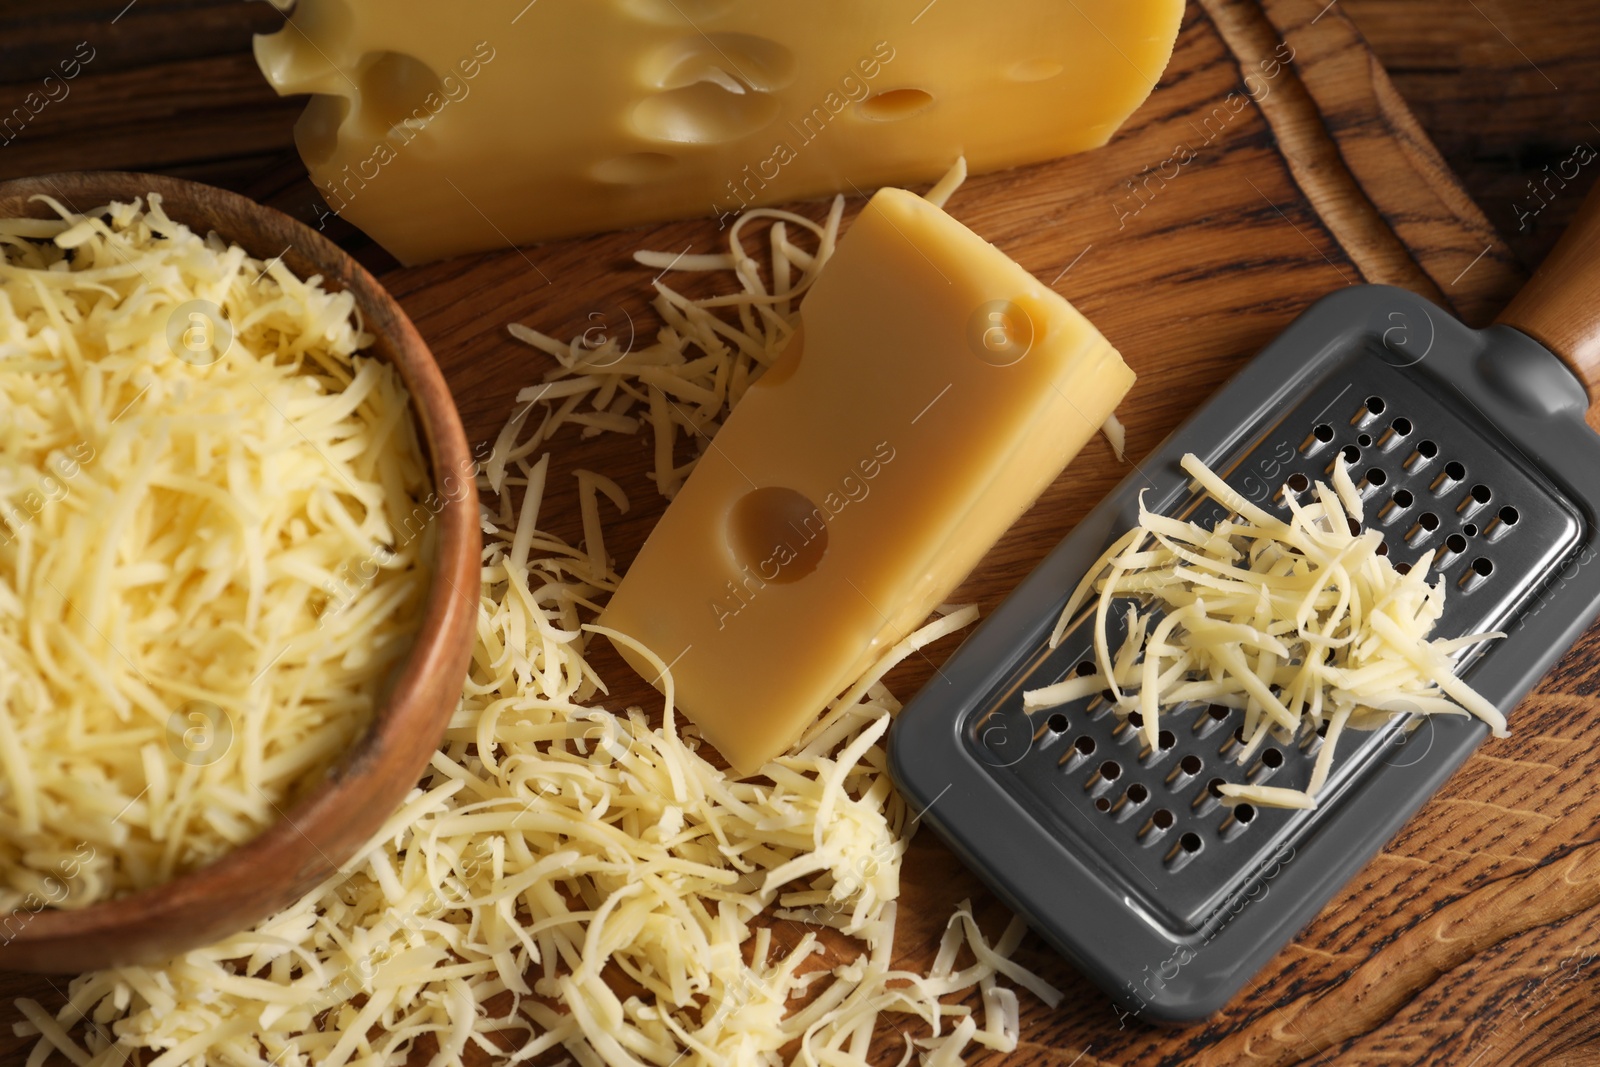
[253, 0, 1184, 262]
[600, 188, 1135, 773]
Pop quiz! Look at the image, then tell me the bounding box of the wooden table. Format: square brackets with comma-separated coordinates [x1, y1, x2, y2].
[3, 2, 1600, 1064]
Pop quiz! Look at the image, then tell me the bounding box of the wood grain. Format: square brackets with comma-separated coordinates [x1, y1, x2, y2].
[1, 1, 1599, 1064]
[0, 172, 481, 973]
[1256, 0, 1525, 327]
[1497, 180, 1600, 393]
[1340, 0, 1600, 274]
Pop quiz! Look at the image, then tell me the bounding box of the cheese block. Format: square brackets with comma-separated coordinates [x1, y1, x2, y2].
[253, 0, 1184, 263]
[599, 187, 1135, 774]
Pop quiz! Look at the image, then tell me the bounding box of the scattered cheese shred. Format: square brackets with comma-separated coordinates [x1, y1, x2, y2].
[1101, 414, 1127, 462]
[923, 158, 969, 210]
[1028, 453, 1505, 809]
[0, 194, 429, 908]
[502, 158, 973, 502]
[23, 181, 1061, 1067]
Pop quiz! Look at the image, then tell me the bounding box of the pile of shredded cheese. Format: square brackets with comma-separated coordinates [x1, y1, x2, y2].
[500, 163, 1127, 500]
[0, 195, 429, 908]
[17, 166, 1062, 1066]
[1025, 453, 1505, 810]
[503, 200, 843, 502]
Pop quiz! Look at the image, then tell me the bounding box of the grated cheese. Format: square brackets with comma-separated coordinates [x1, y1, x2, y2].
[0, 194, 429, 908]
[1028, 453, 1505, 809]
[502, 157, 973, 502]
[1101, 414, 1127, 462]
[922, 158, 968, 210]
[19, 170, 1064, 1067]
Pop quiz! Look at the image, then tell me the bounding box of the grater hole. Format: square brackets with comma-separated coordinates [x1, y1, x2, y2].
[1458, 557, 1494, 592]
[1152, 808, 1175, 829]
[1442, 461, 1466, 483]
[1179, 831, 1203, 853]
[1357, 433, 1373, 447]
[1367, 467, 1386, 486]
[1127, 783, 1149, 804]
[1235, 803, 1256, 824]
[1208, 705, 1230, 721]
[1391, 417, 1412, 436]
[1500, 505, 1520, 526]
[1471, 483, 1492, 504]
[1393, 489, 1414, 508]
[1376, 540, 1389, 556]
[1419, 512, 1440, 531]
[1316, 721, 1329, 738]
[1233, 726, 1246, 744]
[1464, 523, 1479, 537]
[1180, 754, 1203, 775]
[1341, 444, 1361, 464]
[1287, 472, 1310, 493]
[1158, 729, 1176, 751]
[1207, 778, 1226, 797]
[1418, 440, 1439, 459]
[1348, 517, 1361, 536]
[1075, 660, 1096, 676]
[1095, 796, 1112, 812]
[1314, 423, 1335, 443]
[1074, 735, 1096, 756]
[1128, 711, 1144, 728]
[1445, 533, 1467, 555]
[1365, 395, 1386, 415]
[1395, 562, 1411, 575]
[1100, 760, 1122, 781]
[1261, 748, 1284, 769]
[1047, 713, 1069, 733]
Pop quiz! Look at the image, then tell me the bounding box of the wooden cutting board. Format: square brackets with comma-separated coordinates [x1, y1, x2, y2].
[11, 1, 1600, 1064]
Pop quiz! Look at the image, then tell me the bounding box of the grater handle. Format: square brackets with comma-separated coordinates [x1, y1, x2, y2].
[1496, 178, 1600, 405]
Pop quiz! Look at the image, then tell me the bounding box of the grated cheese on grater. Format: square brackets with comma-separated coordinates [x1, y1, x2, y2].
[17, 161, 1065, 1067]
[1026, 453, 1505, 810]
[0, 194, 429, 910]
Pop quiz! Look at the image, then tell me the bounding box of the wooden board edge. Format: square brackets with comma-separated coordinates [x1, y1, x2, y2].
[1250, 0, 1525, 324]
[1196, 0, 1522, 325]
[1195, 0, 1441, 300]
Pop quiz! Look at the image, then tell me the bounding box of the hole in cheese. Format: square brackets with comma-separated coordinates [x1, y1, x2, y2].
[618, 0, 737, 25]
[650, 32, 797, 93]
[858, 87, 935, 121]
[756, 321, 804, 388]
[727, 486, 828, 584]
[292, 93, 350, 167]
[632, 81, 781, 144]
[357, 50, 444, 136]
[593, 150, 679, 184]
[1009, 58, 1065, 82]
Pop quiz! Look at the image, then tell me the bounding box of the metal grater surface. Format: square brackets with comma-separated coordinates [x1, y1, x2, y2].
[957, 346, 1582, 936]
[889, 285, 1600, 1020]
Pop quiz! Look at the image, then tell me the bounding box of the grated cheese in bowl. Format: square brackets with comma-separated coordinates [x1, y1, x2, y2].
[15, 161, 1064, 1067]
[1026, 453, 1506, 810]
[0, 194, 430, 909]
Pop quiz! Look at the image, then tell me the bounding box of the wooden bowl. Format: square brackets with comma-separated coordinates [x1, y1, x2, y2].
[0, 172, 481, 972]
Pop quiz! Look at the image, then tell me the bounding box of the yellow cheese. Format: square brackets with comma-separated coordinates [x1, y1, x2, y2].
[253, 0, 1184, 262]
[600, 187, 1134, 773]
[0, 195, 429, 908]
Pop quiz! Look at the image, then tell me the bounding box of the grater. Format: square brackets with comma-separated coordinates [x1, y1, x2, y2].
[888, 188, 1600, 1022]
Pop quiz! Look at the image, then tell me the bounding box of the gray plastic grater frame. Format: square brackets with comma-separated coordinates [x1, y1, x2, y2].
[888, 284, 1600, 1023]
